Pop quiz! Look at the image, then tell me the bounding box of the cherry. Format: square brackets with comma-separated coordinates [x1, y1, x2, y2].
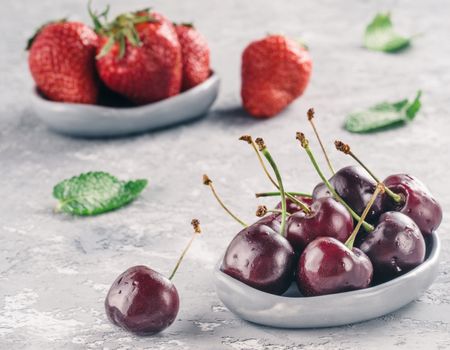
[296, 181, 383, 296]
[334, 140, 442, 236]
[286, 197, 354, 253]
[207, 138, 296, 295]
[220, 220, 295, 294]
[312, 165, 383, 223]
[104, 220, 201, 335]
[297, 237, 373, 296]
[382, 174, 442, 236]
[358, 211, 426, 283]
[105, 266, 179, 335]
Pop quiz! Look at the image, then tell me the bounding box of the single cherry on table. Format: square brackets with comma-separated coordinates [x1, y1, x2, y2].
[104, 219, 202, 335]
[105, 265, 179, 335]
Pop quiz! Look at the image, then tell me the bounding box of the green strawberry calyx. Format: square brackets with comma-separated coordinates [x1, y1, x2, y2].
[88, 1, 157, 59]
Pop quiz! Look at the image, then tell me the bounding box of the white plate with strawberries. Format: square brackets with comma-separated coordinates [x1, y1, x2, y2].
[30, 73, 219, 137]
[27, 8, 219, 137]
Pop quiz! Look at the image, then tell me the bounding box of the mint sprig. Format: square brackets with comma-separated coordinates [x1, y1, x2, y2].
[345, 91, 422, 133]
[53, 172, 147, 216]
[364, 13, 410, 52]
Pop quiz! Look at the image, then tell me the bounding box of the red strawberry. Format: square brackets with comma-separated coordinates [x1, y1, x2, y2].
[91, 7, 182, 105]
[241, 35, 312, 118]
[174, 23, 210, 90]
[27, 21, 99, 104]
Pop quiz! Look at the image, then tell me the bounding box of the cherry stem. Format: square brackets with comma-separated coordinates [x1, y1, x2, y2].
[240, 135, 311, 213]
[203, 175, 247, 227]
[345, 184, 384, 249]
[255, 138, 288, 237]
[169, 219, 201, 280]
[255, 191, 312, 198]
[307, 108, 335, 175]
[256, 205, 291, 217]
[296, 132, 374, 232]
[334, 140, 403, 204]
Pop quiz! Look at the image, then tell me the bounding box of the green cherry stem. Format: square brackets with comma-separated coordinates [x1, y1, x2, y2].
[345, 184, 384, 249]
[203, 175, 248, 227]
[169, 219, 201, 280]
[334, 141, 403, 203]
[296, 132, 374, 232]
[240, 135, 311, 214]
[255, 191, 312, 198]
[255, 138, 288, 236]
[256, 205, 291, 218]
[239, 135, 278, 188]
[307, 108, 336, 175]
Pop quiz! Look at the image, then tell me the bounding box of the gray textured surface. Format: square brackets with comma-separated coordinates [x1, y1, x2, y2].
[1, 0, 449, 349]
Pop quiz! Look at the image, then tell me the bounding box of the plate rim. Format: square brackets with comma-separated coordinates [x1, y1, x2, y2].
[30, 72, 220, 116]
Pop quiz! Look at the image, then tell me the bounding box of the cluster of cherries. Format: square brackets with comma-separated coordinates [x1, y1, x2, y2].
[206, 109, 442, 297]
[101, 109, 442, 337]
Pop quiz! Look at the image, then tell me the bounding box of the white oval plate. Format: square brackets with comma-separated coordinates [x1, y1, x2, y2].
[213, 232, 440, 328]
[30, 73, 220, 137]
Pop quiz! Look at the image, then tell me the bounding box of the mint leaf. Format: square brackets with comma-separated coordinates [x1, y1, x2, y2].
[53, 172, 147, 216]
[364, 13, 410, 52]
[345, 91, 422, 133]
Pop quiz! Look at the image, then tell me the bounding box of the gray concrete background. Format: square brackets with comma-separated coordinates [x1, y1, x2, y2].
[1, 0, 449, 349]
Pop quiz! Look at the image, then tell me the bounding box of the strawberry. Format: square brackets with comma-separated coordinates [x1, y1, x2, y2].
[241, 35, 312, 118]
[27, 21, 99, 104]
[174, 23, 210, 90]
[90, 7, 182, 105]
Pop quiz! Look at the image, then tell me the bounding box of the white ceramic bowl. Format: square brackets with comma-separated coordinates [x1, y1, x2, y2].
[30, 73, 220, 137]
[213, 232, 440, 328]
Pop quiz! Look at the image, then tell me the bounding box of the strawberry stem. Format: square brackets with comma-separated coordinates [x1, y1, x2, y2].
[88, 3, 155, 59]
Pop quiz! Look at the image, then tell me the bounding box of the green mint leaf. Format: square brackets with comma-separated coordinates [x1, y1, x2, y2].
[345, 91, 422, 133]
[53, 171, 148, 216]
[364, 13, 410, 52]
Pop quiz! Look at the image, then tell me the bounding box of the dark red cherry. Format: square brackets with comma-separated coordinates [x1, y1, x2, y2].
[358, 211, 426, 283]
[382, 174, 442, 236]
[297, 237, 373, 296]
[285, 197, 354, 253]
[105, 266, 179, 335]
[221, 221, 295, 295]
[313, 165, 383, 223]
[276, 196, 314, 214]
